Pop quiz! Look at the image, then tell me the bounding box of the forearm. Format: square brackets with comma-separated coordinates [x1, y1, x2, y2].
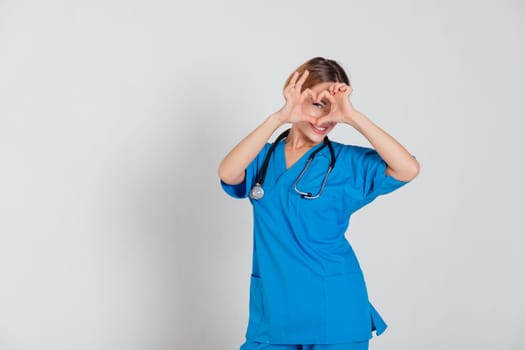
[347, 112, 420, 181]
[218, 112, 284, 185]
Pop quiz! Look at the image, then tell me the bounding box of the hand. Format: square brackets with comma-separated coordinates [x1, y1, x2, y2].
[275, 70, 318, 125]
[314, 83, 360, 127]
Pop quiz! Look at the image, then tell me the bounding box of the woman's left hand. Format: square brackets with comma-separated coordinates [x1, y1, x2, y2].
[314, 83, 360, 127]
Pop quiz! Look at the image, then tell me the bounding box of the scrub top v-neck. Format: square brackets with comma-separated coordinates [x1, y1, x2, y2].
[221, 137, 413, 345]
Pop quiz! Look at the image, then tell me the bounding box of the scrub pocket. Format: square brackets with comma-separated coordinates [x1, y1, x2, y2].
[246, 274, 265, 338]
[324, 272, 371, 339]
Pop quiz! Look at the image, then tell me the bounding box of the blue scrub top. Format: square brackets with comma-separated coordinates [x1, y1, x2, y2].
[221, 138, 413, 344]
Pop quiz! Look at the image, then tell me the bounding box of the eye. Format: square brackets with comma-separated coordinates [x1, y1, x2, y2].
[313, 100, 328, 109]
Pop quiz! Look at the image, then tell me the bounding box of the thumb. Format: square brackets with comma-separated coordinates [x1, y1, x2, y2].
[315, 116, 329, 127]
[315, 106, 338, 127]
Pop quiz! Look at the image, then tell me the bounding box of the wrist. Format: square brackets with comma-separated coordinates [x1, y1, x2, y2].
[268, 111, 287, 127]
[342, 110, 364, 126]
[270, 109, 289, 125]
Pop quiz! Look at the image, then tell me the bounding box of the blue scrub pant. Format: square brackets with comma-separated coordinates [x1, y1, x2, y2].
[240, 340, 369, 350]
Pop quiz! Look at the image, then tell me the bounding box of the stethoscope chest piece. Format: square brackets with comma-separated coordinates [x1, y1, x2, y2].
[249, 183, 264, 200]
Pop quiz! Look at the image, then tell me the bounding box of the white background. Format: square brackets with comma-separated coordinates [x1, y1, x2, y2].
[1, 1, 524, 349]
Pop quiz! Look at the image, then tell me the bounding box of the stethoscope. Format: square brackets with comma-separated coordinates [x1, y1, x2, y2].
[249, 128, 336, 200]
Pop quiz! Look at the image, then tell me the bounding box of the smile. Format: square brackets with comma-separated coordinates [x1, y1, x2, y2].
[310, 123, 328, 135]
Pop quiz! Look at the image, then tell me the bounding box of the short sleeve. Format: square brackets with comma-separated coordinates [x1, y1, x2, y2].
[344, 145, 415, 201]
[220, 143, 271, 199]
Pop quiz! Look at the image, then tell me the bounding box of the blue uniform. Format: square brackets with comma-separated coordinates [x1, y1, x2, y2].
[221, 138, 413, 345]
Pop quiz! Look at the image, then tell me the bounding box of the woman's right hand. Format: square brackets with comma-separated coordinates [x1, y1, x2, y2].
[275, 70, 317, 125]
[219, 70, 317, 185]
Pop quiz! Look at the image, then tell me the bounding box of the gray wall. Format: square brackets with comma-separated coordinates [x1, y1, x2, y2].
[1, 1, 524, 349]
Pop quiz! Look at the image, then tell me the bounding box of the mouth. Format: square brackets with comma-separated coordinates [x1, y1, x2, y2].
[309, 123, 330, 135]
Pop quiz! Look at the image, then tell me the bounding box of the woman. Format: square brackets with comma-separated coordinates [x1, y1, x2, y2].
[218, 57, 419, 350]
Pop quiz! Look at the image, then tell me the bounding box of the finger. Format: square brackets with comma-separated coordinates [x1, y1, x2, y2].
[295, 70, 310, 91]
[288, 71, 300, 88]
[300, 88, 316, 102]
[315, 115, 333, 127]
[315, 91, 337, 112]
[326, 95, 339, 115]
[340, 85, 352, 98]
[304, 116, 318, 125]
[330, 83, 343, 95]
[332, 83, 343, 92]
[315, 90, 332, 103]
[323, 92, 337, 107]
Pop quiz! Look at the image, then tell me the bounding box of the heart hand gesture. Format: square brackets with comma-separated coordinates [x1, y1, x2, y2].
[276, 70, 319, 125]
[313, 83, 360, 127]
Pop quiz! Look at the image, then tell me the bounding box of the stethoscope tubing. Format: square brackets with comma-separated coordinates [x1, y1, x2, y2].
[249, 128, 336, 200]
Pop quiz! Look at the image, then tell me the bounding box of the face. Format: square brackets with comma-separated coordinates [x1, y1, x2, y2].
[295, 82, 337, 144]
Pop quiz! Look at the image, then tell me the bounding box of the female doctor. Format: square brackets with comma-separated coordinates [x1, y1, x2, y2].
[218, 57, 420, 350]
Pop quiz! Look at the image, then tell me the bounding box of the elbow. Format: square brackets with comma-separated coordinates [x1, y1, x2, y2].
[217, 164, 228, 183]
[218, 163, 244, 185]
[394, 156, 420, 182]
[407, 157, 420, 181]
[387, 154, 420, 182]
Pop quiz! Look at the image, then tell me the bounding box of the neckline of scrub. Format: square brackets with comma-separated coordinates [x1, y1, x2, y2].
[279, 139, 325, 173]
